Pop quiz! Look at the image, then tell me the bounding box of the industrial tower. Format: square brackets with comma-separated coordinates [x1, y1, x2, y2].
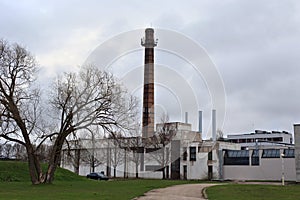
[141, 28, 157, 138]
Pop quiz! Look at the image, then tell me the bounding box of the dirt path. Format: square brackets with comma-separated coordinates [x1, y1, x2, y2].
[133, 183, 218, 200]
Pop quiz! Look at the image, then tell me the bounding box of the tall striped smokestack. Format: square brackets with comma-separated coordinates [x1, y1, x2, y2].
[141, 28, 157, 138]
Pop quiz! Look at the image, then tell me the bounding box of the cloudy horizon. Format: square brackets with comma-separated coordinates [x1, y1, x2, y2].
[1, 0, 300, 137]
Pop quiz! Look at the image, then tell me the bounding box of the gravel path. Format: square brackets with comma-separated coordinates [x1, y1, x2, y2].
[133, 183, 218, 200]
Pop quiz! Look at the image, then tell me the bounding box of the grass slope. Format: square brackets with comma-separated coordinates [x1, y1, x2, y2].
[206, 184, 300, 200]
[0, 161, 83, 182]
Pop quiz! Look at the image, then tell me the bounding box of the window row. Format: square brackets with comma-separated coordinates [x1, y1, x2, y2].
[224, 149, 295, 166]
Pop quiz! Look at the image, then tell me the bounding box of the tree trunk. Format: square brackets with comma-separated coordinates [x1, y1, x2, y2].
[15, 109, 43, 184]
[91, 156, 95, 172]
[45, 151, 61, 183]
[25, 144, 44, 184]
[135, 162, 139, 178]
[162, 146, 165, 179]
[44, 136, 65, 183]
[114, 167, 116, 178]
[74, 149, 80, 175]
[124, 149, 127, 179]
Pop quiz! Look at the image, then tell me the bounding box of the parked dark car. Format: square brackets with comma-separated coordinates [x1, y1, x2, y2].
[86, 172, 109, 181]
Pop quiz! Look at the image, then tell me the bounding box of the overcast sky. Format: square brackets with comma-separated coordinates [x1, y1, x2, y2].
[1, 0, 300, 137]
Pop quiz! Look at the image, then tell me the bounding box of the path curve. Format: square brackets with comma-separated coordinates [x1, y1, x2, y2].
[133, 183, 217, 200]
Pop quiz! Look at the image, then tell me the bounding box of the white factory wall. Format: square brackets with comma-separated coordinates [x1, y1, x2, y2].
[223, 158, 295, 181]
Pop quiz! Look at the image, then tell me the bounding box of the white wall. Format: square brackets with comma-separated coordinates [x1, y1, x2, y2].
[223, 158, 296, 181]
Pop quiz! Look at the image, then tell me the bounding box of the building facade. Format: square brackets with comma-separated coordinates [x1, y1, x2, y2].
[226, 130, 293, 149]
[61, 122, 240, 180]
[222, 148, 295, 181]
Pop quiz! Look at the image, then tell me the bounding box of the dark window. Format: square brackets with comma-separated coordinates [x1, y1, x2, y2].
[145, 148, 160, 153]
[183, 165, 187, 180]
[224, 150, 249, 165]
[190, 147, 196, 161]
[271, 137, 283, 142]
[145, 165, 163, 171]
[251, 150, 259, 166]
[262, 149, 280, 158]
[208, 151, 212, 161]
[182, 147, 187, 161]
[208, 166, 213, 180]
[283, 149, 295, 158]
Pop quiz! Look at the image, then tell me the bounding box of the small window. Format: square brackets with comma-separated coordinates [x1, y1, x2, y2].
[283, 149, 295, 158]
[190, 147, 196, 161]
[208, 151, 212, 161]
[182, 147, 187, 161]
[145, 165, 163, 171]
[251, 150, 259, 166]
[262, 149, 280, 158]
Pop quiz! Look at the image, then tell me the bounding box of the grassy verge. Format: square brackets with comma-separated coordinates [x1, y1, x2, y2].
[206, 184, 300, 200]
[0, 179, 197, 200]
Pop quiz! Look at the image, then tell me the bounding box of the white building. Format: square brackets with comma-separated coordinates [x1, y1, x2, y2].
[226, 130, 293, 149]
[61, 125, 298, 182]
[61, 122, 240, 180]
[222, 148, 296, 181]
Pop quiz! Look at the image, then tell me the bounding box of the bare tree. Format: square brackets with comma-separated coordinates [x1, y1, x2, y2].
[129, 136, 143, 178]
[124, 123, 144, 179]
[0, 40, 138, 184]
[217, 129, 224, 141]
[79, 136, 107, 174]
[81, 147, 106, 173]
[0, 40, 45, 184]
[62, 139, 84, 175]
[3, 143, 13, 158]
[148, 114, 176, 179]
[43, 65, 137, 183]
[12, 143, 27, 160]
[111, 142, 124, 178]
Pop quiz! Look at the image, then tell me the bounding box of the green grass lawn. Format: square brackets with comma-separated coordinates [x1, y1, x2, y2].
[0, 179, 196, 200]
[2, 161, 300, 200]
[0, 161, 196, 200]
[206, 184, 300, 200]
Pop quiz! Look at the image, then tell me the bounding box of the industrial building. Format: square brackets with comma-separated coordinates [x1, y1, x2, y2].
[61, 120, 240, 180]
[60, 28, 300, 182]
[61, 124, 298, 181]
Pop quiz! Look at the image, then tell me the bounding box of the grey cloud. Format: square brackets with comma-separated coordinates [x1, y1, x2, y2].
[1, 0, 300, 135]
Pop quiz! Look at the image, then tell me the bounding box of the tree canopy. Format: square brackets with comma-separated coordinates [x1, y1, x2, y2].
[0, 39, 138, 184]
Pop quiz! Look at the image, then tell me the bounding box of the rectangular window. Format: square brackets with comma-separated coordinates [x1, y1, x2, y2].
[208, 151, 212, 161]
[224, 150, 249, 165]
[271, 137, 283, 142]
[145, 165, 163, 171]
[283, 149, 295, 158]
[190, 147, 196, 161]
[251, 150, 259, 166]
[182, 147, 187, 161]
[262, 149, 280, 158]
